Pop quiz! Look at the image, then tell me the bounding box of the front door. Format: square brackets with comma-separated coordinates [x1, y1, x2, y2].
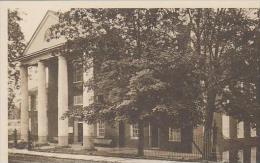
[151, 125, 159, 147]
[78, 123, 83, 143]
[119, 122, 125, 147]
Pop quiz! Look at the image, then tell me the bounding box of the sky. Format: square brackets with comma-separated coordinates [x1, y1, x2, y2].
[13, 7, 69, 91]
[18, 8, 48, 42]
[17, 7, 69, 42]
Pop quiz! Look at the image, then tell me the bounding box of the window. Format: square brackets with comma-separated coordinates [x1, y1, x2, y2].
[251, 147, 257, 163]
[238, 150, 244, 163]
[30, 95, 38, 111]
[222, 115, 230, 139]
[251, 124, 257, 137]
[169, 128, 181, 142]
[74, 95, 83, 106]
[73, 63, 83, 83]
[97, 121, 105, 138]
[130, 124, 139, 139]
[237, 121, 244, 138]
[96, 95, 104, 104]
[222, 151, 229, 163]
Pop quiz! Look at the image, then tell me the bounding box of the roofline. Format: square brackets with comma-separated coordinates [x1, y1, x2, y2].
[16, 43, 65, 62]
[22, 10, 59, 57]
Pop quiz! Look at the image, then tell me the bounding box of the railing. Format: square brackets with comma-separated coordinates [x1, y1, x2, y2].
[10, 132, 260, 163]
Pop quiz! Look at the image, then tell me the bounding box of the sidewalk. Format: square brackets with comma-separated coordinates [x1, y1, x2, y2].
[9, 148, 199, 163]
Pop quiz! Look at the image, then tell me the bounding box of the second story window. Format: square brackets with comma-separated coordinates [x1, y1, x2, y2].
[237, 121, 244, 138]
[222, 114, 230, 139]
[73, 95, 83, 106]
[73, 63, 83, 83]
[251, 124, 257, 137]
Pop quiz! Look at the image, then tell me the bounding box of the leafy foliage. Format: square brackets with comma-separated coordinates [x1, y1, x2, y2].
[50, 9, 203, 127]
[50, 8, 260, 156]
[8, 9, 26, 119]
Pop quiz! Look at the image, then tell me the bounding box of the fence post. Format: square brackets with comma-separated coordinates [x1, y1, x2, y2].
[14, 129, 17, 148]
[211, 122, 218, 161]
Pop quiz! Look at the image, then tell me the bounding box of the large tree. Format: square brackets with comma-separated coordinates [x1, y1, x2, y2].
[8, 9, 26, 119]
[49, 8, 260, 158]
[49, 8, 203, 155]
[186, 8, 260, 159]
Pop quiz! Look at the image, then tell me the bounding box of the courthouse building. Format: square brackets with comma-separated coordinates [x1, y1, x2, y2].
[16, 10, 260, 162]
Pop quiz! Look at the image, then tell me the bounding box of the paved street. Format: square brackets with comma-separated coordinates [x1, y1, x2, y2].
[9, 154, 109, 163]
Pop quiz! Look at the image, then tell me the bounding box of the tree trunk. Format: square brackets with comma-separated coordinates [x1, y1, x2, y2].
[137, 120, 144, 156]
[203, 90, 216, 161]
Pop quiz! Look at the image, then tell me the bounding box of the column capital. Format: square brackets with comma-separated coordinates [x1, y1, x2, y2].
[19, 63, 28, 69]
[37, 60, 45, 63]
[58, 54, 67, 60]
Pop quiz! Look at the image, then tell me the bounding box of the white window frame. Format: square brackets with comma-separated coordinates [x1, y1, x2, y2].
[251, 147, 257, 163]
[130, 124, 139, 139]
[73, 95, 83, 106]
[237, 121, 244, 139]
[168, 128, 181, 142]
[97, 121, 105, 138]
[73, 63, 83, 83]
[222, 150, 229, 163]
[250, 124, 257, 137]
[222, 114, 230, 139]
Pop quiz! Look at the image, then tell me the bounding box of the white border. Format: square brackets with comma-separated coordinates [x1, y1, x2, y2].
[1, 1, 260, 163]
[0, 1, 260, 9]
[0, 7, 8, 163]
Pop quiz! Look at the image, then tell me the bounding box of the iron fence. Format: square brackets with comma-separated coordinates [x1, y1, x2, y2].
[9, 132, 260, 162]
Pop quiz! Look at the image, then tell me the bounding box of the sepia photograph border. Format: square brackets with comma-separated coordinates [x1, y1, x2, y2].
[1, 1, 260, 163]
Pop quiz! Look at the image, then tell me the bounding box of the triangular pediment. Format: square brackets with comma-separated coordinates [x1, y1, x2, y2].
[23, 10, 66, 56]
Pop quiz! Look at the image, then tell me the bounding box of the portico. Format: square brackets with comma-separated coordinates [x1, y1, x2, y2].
[19, 54, 67, 145]
[18, 10, 95, 148]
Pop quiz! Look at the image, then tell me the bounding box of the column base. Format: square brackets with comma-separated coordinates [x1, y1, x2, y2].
[58, 136, 69, 146]
[20, 134, 28, 142]
[38, 136, 48, 144]
[83, 136, 95, 150]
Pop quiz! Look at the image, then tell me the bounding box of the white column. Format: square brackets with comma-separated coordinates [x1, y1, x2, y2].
[83, 58, 95, 149]
[20, 65, 29, 141]
[37, 61, 48, 143]
[58, 55, 69, 146]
